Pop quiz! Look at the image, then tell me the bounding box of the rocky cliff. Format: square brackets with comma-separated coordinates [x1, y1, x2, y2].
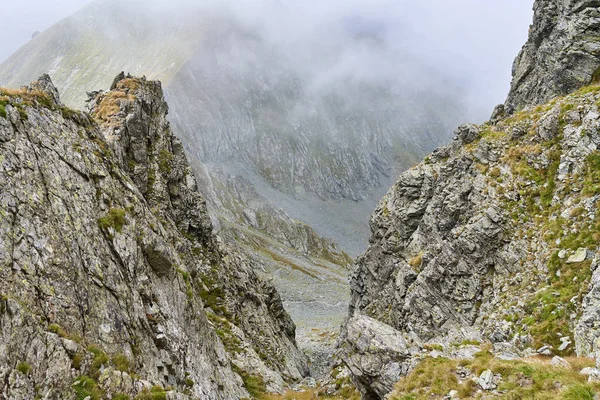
[504, 0, 600, 113]
[342, 1, 600, 398]
[0, 74, 307, 399]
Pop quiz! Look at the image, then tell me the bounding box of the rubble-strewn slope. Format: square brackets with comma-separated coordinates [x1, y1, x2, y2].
[192, 164, 353, 372]
[504, 0, 600, 113]
[0, 74, 307, 399]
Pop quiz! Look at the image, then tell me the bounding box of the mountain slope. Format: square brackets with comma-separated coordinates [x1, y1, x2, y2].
[0, 74, 307, 399]
[340, 1, 600, 398]
[0, 1, 207, 107]
[0, 0, 470, 258]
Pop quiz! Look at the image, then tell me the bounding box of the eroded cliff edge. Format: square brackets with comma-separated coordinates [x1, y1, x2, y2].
[0, 74, 307, 399]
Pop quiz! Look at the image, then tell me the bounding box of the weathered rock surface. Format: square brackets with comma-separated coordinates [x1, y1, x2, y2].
[340, 2, 600, 397]
[505, 0, 600, 113]
[344, 75, 600, 399]
[339, 316, 413, 400]
[0, 74, 307, 399]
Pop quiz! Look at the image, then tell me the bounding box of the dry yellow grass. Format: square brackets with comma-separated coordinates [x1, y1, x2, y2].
[0, 87, 53, 106]
[389, 349, 599, 400]
[94, 90, 135, 121]
[409, 252, 423, 269]
[115, 78, 140, 91]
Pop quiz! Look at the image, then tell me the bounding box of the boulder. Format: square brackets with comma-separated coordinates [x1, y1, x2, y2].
[550, 356, 571, 369]
[340, 315, 412, 400]
[567, 248, 593, 264]
[478, 369, 496, 390]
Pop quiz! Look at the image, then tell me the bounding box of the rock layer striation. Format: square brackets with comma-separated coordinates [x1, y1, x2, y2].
[0, 74, 307, 399]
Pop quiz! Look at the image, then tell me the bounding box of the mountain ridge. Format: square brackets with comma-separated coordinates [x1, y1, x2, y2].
[339, 0, 600, 398]
[0, 73, 308, 399]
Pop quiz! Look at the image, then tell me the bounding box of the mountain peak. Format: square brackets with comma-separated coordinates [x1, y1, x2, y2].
[505, 0, 600, 113]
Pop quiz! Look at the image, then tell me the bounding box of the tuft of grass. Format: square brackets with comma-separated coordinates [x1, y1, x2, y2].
[87, 345, 109, 378]
[582, 153, 600, 196]
[72, 352, 84, 370]
[408, 253, 424, 270]
[562, 383, 596, 400]
[73, 376, 103, 400]
[98, 208, 127, 234]
[157, 149, 173, 175]
[48, 323, 68, 337]
[591, 66, 600, 84]
[423, 343, 444, 352]
[93, 90, 135, 122]
[134, 386, 167, 400]
[207, 313, 243, 354]
[111, 353, 131, 373]
[16, 362, 31, 375]
[232, 364, 267, 399]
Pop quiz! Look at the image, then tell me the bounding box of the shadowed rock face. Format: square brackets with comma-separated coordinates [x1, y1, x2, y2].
[0, 74, 307, 399]
[505, 0, 600, 113]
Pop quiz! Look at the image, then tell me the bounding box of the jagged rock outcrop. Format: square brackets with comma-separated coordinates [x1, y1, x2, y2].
[0, 74, 307, 399]
[340, 2, 600, 397]
[505, 0, 600, 113]
[344, 80, 600, 399]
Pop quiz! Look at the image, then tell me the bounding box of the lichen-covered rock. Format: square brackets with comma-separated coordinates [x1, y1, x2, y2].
[576, 257, 600, 361]
[505, 0, 600, 113]
[0, 74, 307, 399]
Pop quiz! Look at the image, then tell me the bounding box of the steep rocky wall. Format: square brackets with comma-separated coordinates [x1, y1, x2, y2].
[341, 2, 600, 397]
[344, 83, 600, 398]
[505, 0, 600, 113]
[0, 74, 307, 399]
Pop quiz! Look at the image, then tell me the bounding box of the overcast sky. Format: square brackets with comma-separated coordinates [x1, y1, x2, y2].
[1, 0, 93, 62]
[1, 0, 534, 114]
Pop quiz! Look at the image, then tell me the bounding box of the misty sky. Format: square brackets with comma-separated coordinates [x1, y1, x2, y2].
[1, 0, 93, 62]
[2, 0, 534, 115]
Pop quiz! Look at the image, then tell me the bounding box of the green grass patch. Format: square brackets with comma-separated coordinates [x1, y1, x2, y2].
[157, 149, 173, 175]
[98, 208, 127, 234]
[73, 376, 103, 400]
[389, 352, 599, 400]
[87, 345, 109, 378]
[207, 313, 243, 354]
[134, 386, 167, 400]
[111, 353, 132, 373]
[16, 362, 31, 375]
[232, 364, 267, 399]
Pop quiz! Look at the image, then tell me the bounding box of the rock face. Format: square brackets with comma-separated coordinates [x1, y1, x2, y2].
[341, 2, 600, 397]
[505, 0, 600, 113]
[0, 74, 307, 399]
[344, 71, 600, 400]
[339, 316, 413, 399]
